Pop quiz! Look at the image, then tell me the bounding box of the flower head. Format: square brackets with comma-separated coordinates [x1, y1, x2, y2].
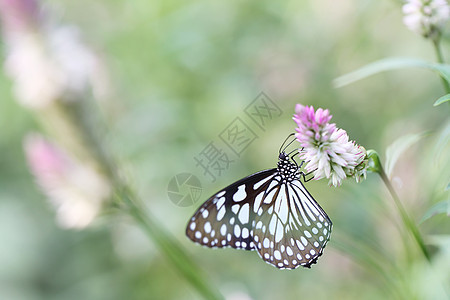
[402, 0, 450, 38]
[0, 0, 108, 109]
[293, 104, 367, 187]
[24, 134, 111, 229]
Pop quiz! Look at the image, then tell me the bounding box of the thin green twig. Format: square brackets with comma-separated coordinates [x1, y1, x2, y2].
[432, 38, 450, 94]
[367, 150, 430, 262]
[377, 166, 431, 262]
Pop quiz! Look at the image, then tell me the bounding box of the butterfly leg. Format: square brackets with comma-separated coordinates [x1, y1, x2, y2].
[300, 170, 316, 182]
[290, 152, 303, 169]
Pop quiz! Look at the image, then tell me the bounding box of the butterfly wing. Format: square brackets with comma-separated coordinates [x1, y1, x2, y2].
[186, 167, 332, 270]
[186, 169, 277, 251]
[252, 178, 332, 269]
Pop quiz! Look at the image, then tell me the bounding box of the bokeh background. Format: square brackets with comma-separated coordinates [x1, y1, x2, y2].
[0, 0, 449, 299]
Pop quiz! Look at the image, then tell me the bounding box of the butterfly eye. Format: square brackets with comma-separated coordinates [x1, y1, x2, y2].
[186, 136, 332, 270]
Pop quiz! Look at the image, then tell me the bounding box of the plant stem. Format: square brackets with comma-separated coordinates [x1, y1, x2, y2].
[377, 166, 431, 262]
[432, 38, 450, 94]
[118, 185, 223, 300]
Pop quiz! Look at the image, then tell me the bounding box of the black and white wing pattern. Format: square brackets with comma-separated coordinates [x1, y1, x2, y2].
[186, 152, 332, 270]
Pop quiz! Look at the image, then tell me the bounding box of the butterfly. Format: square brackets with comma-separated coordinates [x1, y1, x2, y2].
[186, 134, 332, 269]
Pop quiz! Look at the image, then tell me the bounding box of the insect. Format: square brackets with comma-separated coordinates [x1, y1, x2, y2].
[186, 134, 332, 269]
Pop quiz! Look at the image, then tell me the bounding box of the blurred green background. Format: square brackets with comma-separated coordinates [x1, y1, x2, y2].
[0, 0, 449, 299]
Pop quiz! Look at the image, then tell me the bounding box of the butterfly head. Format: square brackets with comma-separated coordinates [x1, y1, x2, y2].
[277, 152, 299, 182]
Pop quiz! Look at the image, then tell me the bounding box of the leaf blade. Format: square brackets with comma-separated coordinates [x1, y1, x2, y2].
[385, 132, 425, 178]
[433, 93, 450, 106]
[420, 200, 450, 224]
[333, 57, 450, 88]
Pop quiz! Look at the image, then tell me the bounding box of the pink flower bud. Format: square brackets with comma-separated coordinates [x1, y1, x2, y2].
[24, 134, 111, 229]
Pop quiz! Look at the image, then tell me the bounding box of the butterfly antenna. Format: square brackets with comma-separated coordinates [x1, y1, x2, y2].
[279, 133, 297, 154]
[279, 133, 295, 154]
[287, 148, 299, 158]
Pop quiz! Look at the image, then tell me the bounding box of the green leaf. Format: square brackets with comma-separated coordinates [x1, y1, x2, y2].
[433, 93, 450, 106]
[333, 57, 450, 88]
[420, 200, 450, 224]
[366, 149, 381, 173]
[385, 132, 425, 178]
[433, 120, 450, 164]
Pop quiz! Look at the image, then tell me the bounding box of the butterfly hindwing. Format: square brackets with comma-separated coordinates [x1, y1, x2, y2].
[186, 169, 277, 251]
[252, 178, 332, 269]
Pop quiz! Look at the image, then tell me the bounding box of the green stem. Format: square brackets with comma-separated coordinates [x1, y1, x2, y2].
[377, 168, 430, 261]
[432, 38, 450, 94]
[119, 185, 223, 300]
[367, 151, 430, 261]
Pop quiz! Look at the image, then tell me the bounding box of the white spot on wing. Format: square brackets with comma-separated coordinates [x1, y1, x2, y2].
[234, 225, 241, 238]
[257, 207, 263, 216]
[256, 221, 262, 229]
[216, 196, 225, 209]
[204, 222, 211, 233]
[269, 214, 277, 235]
[275, 219, 284, 243]
[264, 188, 277, 204]
[296, 239, 305, 250]
[238, 203, 250, 224]
[276, 185, 289, 224]
[253, 192, 264, 213]
[242, 228, 249, 238]
[233, 185, 247, 202]
[217, 206, 226, 221]
[274, 250, 281, 260]
[286, 246, 293, 256]
[253, 175, 274, 190]
[301, 236, 308, 246]
[220, 224, 227, 236]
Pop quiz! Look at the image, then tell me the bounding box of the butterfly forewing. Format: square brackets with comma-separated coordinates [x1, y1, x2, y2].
[186, 169, 277, 251]
[186, 150, 333, 270]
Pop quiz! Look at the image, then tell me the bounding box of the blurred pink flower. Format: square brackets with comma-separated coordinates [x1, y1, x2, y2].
[403, 0, 450, 38]
[293, 104, 367, 187]
[24, 134, 111, 229]
[0, 0, 109, 109]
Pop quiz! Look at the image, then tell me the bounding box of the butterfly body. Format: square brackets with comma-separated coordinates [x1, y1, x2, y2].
[186, 149, 332, 270]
